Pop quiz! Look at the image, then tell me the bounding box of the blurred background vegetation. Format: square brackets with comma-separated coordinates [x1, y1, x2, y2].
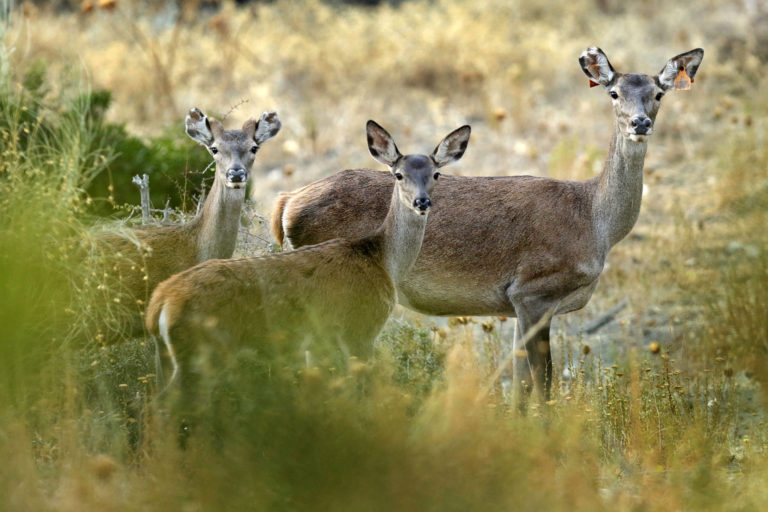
[1, 0, 767, 510]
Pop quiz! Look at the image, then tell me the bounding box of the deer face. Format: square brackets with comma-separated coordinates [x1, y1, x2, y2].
[366, 121, 471, 216]
[185, 108, 281, 189]
[580, 47, 704, 143]
[605, 73, 663, 142]
[391, 155, 439, 215]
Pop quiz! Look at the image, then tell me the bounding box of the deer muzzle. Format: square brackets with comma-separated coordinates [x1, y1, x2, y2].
[226, 167, 248, 188]
[413, 196, 432, 214]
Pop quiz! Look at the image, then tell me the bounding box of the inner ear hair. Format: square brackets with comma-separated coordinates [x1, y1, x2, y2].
[242, 118, 258, 137]
[207, 117, 225, 140]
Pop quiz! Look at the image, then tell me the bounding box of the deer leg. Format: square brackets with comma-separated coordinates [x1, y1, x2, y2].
[152, 315, 204, 447]
[510, 298, 554, 405]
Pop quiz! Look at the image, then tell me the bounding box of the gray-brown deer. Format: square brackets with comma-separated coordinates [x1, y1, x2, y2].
[271, 47, 704, 401]
[95, 108, 281, 339]
[146, 120, 471, 398]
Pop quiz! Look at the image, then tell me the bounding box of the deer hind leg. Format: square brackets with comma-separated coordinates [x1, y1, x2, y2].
[155, 307, 180, 394]
[508, 295, 555, 407]
[154, 308, 209, 446]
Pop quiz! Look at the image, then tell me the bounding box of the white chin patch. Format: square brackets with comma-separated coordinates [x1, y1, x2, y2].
[419, 210, 428, 216]
[225, 182, 247, 189]
[627, 133, 650, 143]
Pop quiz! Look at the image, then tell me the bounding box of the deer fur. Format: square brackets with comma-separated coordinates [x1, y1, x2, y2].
[145, 121, 471, 396]
[271, 47, 704, 401]
[95, 108, 281, 339]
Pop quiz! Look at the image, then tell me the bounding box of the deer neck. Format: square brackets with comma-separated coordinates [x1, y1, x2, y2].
[193, 174, 246, 263]
[592, 124, 648, 250]
[379, 186, 429, 285]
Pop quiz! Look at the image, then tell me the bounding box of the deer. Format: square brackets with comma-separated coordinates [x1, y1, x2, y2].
[94, 108, 282, 340]
[145, 120, 471, 403]
[270, 47, 704, 402]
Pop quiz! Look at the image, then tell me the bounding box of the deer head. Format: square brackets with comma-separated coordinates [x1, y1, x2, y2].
[185, 108, 282, 189]
[366, 120, 471, 215]
[579, 47, 704, 142]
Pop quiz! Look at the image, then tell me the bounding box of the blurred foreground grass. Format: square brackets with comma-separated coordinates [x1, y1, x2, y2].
[2, 0, 768, 510]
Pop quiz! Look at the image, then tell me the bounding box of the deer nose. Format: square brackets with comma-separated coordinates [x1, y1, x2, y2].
[631, 116, 652, 134]
[413, 196, 431, 211]
[226, 167, 247, 183]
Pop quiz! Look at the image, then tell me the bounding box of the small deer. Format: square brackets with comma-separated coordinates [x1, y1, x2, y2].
[95, 108, 281, 339]
[271, 47, 704, 401]
[146, 121, 471, 398]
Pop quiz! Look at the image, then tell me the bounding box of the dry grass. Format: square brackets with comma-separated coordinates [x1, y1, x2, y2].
[2, 0, 768, 510]
[6, 0, 747, 199]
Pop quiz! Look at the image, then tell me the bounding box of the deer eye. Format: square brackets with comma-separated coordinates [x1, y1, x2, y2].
[250, 145, 258, 154]
[655, 92, 664, 101]
[394, 172, 403, 180]
[433, 172, 440, 180]
[609, 91, 619, 99]
[210, 147, 219, 155]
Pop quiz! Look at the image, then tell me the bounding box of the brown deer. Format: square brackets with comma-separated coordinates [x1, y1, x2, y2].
[146, 120, 471, 398]
[95, 108, 281, 339]
[271, 47, 704, 401]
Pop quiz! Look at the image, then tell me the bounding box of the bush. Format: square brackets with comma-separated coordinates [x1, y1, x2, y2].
[86, 116, 211, 217]
[2, 59, 212, 218]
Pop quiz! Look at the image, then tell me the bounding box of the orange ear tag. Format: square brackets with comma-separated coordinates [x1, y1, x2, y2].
[673, 67, 692, 91]
[588, 63, 601, 87]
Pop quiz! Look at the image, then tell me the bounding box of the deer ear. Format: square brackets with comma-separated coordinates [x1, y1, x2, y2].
[579, 47, 617, 88]
[185, 108, 217, 146]
[657, 48, 704, 91]
[431, 125, 471, 168]
[242, 118, 257, 139]
[253, 111, 282, 145]
[366, 120, 402, 167]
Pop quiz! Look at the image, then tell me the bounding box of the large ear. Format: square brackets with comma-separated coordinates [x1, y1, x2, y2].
[657, 48, 704, 91]
[185, 108, 222, 146]
[251, 111, 282, 145]
[366, 120, 402, 167]
[579, 46, 617, 88]
[431, 125, 471, 168]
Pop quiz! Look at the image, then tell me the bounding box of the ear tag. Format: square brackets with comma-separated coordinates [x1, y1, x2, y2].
[673, 66, 692, 91]
[587, 63, 601, 87]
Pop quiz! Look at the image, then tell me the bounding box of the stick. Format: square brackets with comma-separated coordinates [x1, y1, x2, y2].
[131, 173, 151, 224]
[582, 298, 628, 335]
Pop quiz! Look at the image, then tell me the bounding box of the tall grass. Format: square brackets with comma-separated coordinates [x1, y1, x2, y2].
[3, 329, 767, 510]
[711, 105, 768, 405]
[0, 43, 111, 404]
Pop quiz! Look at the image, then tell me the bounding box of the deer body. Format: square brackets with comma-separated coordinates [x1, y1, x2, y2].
[96, 108, 281, 338]
[146, 121, 471, 392]
[150, 237, 396, 362]
[276, 171, 607, 316]
[272, 47, 704, 400]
